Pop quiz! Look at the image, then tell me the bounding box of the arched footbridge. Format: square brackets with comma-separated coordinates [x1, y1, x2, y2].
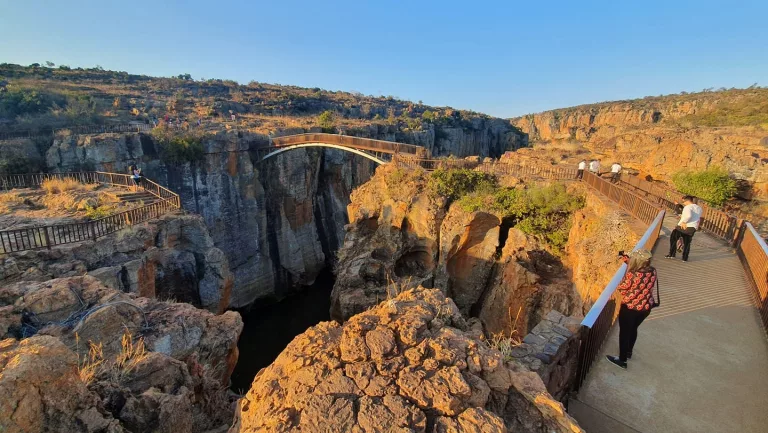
[254, 133, 430, 164]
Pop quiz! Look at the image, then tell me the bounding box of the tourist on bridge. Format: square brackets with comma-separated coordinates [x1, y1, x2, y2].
[577, 160, 586, 179]
[589, 159, 600, 175]
[665, 195, 702, 262]
[131, 165, 143, 192]
[607, 249, 659, 369]
[610, 162, 622, 183]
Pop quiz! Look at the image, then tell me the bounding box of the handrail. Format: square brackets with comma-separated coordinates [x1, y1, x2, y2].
[0, 171, 181, 254]
[0, 123, 151, 141]
[581, 209, 666, 328]
[736, 221, 768, 334]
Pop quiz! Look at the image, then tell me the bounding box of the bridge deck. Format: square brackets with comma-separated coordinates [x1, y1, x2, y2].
[571, 216, 768, 433]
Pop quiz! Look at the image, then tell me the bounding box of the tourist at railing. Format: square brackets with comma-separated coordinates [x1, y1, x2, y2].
[589, 159, 601, 175]
[610, 162, 622, 184]
[131, 165, 143, 192]
[665, 195, 702, 262]
[606, 249, 660, 369]
[577, 160, 586, 180]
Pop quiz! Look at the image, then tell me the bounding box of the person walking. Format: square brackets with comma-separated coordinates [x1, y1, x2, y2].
[577, 160, 586, 179]
[606, 249, 658, 369]
[665, 195, 702, 262]
[610, 161, 622, 183]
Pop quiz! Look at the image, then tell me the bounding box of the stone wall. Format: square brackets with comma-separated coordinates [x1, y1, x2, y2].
[510, 310, 582, 401]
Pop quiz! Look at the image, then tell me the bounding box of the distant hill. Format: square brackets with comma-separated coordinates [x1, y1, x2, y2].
[0, 63, 495, 136]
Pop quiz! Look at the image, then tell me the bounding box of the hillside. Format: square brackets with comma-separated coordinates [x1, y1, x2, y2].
[0, 63, 502, 138]
[510, 87, 768, 201]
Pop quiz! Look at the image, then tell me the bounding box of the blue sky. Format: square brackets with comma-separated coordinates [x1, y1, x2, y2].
[1, 0, 766, 117]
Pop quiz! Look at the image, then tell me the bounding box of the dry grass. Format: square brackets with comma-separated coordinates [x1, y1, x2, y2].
[488, 307, 523, 362]
[75, 329, 148, 385]
[41, 178, 85, 194]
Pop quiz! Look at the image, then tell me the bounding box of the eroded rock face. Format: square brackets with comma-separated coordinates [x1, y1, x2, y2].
[0, 276, 243, 433]
[230, 287, 583, 433]
[0, 213, 233, 312]
[0, 336, 122, 433]
[331, 164, 447, 321]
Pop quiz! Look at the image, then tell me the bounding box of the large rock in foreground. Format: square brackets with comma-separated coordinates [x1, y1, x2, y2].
[231, 287, 583, 433]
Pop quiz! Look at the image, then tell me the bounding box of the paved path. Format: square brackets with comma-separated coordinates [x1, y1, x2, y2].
[571, 216, 768, 433]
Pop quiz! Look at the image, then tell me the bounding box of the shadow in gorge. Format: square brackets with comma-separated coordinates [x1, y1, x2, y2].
[229, 268, 335, 393]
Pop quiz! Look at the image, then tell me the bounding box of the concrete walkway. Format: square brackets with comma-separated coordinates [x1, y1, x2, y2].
[571, 216, 768, 433]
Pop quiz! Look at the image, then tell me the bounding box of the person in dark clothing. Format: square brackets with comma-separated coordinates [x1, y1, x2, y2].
[665, 195, 702, 262]
[607, 249, 657, 369]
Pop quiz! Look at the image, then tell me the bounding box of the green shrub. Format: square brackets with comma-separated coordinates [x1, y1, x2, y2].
[427, 169, 497, 201]
[318, 110, 335, 132]
[151, 129, 205, 163]
[671, 167, 737, 206]
[0, 88, 53, 118]
[456, 183, 585, 252]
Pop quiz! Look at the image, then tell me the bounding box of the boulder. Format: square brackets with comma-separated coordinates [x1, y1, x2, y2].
[230, 287, 583, 433]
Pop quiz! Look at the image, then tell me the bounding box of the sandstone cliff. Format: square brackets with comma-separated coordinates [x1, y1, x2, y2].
[230, 287, 583, 433]
[0, 213, 233, 313]
[0, 275, 243, 433]
[511, 89, 768, 198]
[331, 165, 587, 341]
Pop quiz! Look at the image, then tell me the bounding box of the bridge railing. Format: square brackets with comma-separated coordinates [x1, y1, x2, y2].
[0, 171, 181, 254]
[574, 208, 666, 392]
[584, 171, 660, 225]
[268, 133, 429, 157]
[736, 221, 768, 335]
[619, 173, 744, 243]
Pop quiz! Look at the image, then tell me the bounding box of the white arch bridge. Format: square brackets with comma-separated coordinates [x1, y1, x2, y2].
[254, 133, 430, 164]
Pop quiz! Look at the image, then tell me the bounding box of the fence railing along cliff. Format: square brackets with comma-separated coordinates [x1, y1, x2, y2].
[0, 123, 152, 141]
[0, 172, 181, 254]
[573, 172, 666, 392]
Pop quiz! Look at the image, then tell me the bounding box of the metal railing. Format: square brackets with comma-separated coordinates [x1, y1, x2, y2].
[267, 133, 430, 157]
[0, 123, 151, 141]
[619, 173, 744, 243]
[0, 172, 181, 254]
[573, 208, 666, 392]
[736, 222, 768, 334]
[393, 156, 579, 179]
[584, 171, 661, 225]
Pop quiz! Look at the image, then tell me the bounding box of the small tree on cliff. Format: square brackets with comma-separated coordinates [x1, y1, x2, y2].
[672, 167, 737, 207]
[318, 110, 336, 133]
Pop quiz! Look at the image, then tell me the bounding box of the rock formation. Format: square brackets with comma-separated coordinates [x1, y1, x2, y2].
[0, 213, 233, 313]
[0, 275, 243, 433]
[230, 287, 583, 433]
[511, 92, 768, 198]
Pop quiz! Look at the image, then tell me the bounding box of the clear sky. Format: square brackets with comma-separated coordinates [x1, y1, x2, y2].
[1, 0, 766, 118]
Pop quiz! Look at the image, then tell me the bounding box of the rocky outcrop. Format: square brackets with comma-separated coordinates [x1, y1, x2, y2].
[230, 287, 583, 433]
[0, 276, 243, 433]
[0, 213, 233, 313]
[331, 164, 446, 321]
[434, 207, 500, 313]
[565, 193, 642, 311]
[511, 91, 768, 198]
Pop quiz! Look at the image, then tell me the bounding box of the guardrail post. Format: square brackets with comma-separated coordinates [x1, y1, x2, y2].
[43, 227, 52, 249]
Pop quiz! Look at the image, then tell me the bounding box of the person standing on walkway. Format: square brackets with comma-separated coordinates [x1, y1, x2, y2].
[665, 195, 702, 262]
[577, 160, 586, 179]
[607, 249, 658, 369]
[610, 161, 622, 183]
[131, 165, 142, 192]
[589, 159, 600, 175]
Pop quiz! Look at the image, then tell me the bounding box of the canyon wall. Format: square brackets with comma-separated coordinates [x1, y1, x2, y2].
[512, 93, 768, 197]
[36, 120, 522, 308]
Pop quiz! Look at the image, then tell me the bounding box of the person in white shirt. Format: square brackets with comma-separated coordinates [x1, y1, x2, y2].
[589, 160, 600, 174]
[610, 162, 622, 183]
[577, 160, 586, 179]
[665, 195, 702, 262]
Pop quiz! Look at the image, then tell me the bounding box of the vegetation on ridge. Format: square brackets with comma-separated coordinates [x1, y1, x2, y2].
[672, 167, 738, 207]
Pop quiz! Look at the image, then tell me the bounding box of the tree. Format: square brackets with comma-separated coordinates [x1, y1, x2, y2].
[94, 65, 104, 71]
[29, 63, 40, 68]
[422, 110, 436, 122]
[318, 110, 335, 132]
[672, 167, 737, 207]
[45, 61, 55, 67]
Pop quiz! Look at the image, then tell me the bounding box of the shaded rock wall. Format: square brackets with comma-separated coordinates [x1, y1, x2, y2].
[0, 213, 233, 312]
